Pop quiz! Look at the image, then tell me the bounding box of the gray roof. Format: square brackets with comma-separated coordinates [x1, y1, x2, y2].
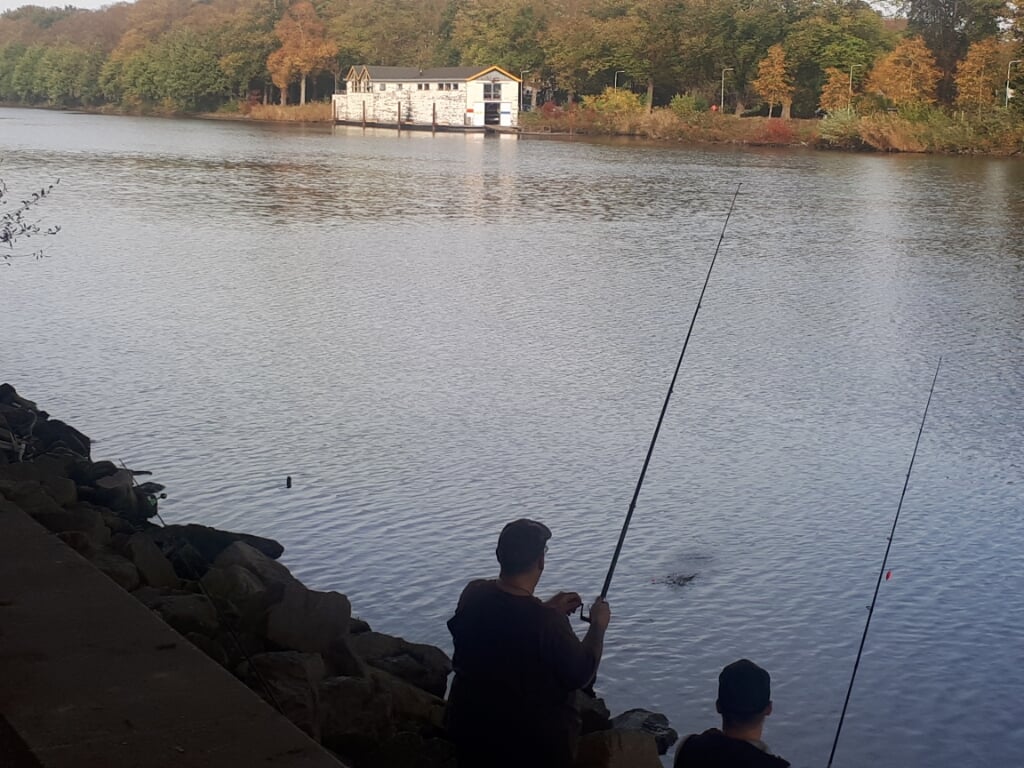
[349, 65, 516, 82]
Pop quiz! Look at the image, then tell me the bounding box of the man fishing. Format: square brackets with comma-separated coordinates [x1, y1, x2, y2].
[674, 659, 790, 768]
[445, 518, 611, 768]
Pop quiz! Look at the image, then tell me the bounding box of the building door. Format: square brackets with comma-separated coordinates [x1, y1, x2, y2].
[484, 102, 501, 125]
[499, 103, 512, 127]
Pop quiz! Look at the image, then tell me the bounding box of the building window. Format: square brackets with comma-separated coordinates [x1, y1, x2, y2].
[397, 83, 403, 90]
[453, 83, 459, 90]
[378, 83, 386, 92]
[483, 82, 501, 99]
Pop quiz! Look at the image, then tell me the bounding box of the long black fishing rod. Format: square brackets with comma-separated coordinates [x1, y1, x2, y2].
[582, 184, 742, 620]
[826, 357, 943, 768]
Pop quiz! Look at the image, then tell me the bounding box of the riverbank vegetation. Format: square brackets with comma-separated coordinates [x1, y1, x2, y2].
[0, 0, 1022, 154]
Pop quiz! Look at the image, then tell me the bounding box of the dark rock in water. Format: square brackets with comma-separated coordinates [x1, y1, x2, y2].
[347, 631, 451, 698]
[655, 572, 697, 587]
[151, 523, 285, 564]
[0, 383, 37, 409]
[244, 651, 326, 741]
[34, 418, 91, 458]
[350, 616, 372, 635]
[609, 708, 678, 755]
[576, 690, 612, 734]
[575, 728, 662, 767]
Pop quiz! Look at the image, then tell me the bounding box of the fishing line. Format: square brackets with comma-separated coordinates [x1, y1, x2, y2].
[583, 183, 742, 619]
[826, 356, 943, 767]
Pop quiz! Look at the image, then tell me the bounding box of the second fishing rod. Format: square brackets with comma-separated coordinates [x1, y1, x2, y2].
[582, 183, 742, 621]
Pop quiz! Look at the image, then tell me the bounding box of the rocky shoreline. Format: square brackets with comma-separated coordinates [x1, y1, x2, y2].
[0, 383, 676, 767]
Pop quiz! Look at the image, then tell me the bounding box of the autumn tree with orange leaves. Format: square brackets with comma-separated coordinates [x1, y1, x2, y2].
[752, 44, 793, 118]
[267, 1, 337, 106]
[954, 37, 1004, 117]
[819, 67, 854, 113]
[865, 37, 941, 107]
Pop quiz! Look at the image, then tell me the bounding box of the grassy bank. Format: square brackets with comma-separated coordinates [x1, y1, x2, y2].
[242, 102, 334, 122]
[522, 89, 1024, 156]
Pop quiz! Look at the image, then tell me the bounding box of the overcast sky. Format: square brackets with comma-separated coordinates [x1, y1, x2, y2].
[0, 0, 123, 12]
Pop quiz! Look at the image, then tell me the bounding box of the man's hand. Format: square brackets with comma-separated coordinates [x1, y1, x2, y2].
[588, 598, 611, 631]
[544, 591, 583, 615]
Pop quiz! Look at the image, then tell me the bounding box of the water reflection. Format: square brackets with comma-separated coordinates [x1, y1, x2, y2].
[1, 107, 1022, 768]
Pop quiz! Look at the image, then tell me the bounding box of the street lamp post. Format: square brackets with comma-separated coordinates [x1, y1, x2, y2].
[1007, 60, 1022, 109]
[614, 70, 625, 91]
[720, 67, 733, 113]
[848, 64, 860, 110]
[519, 69, 531, 113]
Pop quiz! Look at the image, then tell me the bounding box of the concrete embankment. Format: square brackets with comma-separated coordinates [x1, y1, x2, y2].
[0, 384, 675, 767]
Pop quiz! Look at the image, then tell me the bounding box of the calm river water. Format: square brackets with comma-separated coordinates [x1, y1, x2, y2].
[2, 107, 1022, 767]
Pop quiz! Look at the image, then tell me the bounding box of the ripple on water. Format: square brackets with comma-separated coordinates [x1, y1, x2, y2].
[2, 108, 1023, 768]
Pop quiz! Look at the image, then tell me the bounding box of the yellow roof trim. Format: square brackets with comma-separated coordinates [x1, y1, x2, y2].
[467, 65, 521, 82]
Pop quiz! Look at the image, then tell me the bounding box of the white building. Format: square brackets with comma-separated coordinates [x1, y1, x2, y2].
[333, 65, 521, 131]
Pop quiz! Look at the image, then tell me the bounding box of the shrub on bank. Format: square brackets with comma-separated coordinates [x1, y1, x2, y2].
[247, 102, 333, 122]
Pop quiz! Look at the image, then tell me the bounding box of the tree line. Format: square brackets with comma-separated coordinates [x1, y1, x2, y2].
[0, 0, 1021, 118]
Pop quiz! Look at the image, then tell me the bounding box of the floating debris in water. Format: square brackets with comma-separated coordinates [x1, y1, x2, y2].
[652, 572, 697, 587]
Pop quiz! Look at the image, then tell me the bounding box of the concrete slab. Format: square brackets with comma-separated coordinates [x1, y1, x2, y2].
[0, 506, 346, 768]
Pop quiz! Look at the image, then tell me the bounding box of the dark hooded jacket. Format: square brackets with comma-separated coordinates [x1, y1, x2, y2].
[445, 580, 598, 768]
[674, 728, 791, 768]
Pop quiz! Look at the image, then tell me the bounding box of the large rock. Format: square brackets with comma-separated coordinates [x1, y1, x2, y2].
[27, 501, 110, 545]
[0, 456, 78, 506]
[200, 564, 267, 610]
[150, 523, 284, 562]
[574, 728, 662, 768]
[244, 651, 326, 741]
[126, 533, 179, 588]
[266, 582, 351, 655]
[348, 631, 451, 698]
[152, 594, 220, 636]
[215, 542, 297, 588]
[319, 674, 395, 760]
[577, 691, 612, 734]
[0, 478, 64, 519]
[33, 418, 90, 457]
[609, 709, 678, 755]
[89, 550, 141, 591]
[320, 668, 447, 764]
[371, 668, 446, 735]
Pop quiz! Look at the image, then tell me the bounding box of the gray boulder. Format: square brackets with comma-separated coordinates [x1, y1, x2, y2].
[214, 541, 297, 588]
[152, 594, 220, 636]
[127, 533, 179, 588]
[609, 709, 678, 756]
[265, 582, 351, 656]
[348, 631, 451, 698]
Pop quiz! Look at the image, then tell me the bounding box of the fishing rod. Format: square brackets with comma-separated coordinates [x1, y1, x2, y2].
[582, 183, 742, 621]
[826, 356, 943, 767]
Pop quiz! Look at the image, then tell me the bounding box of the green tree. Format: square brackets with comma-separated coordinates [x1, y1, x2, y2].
[903, 0, 1005, 102]
[752, 43, 794, 118]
